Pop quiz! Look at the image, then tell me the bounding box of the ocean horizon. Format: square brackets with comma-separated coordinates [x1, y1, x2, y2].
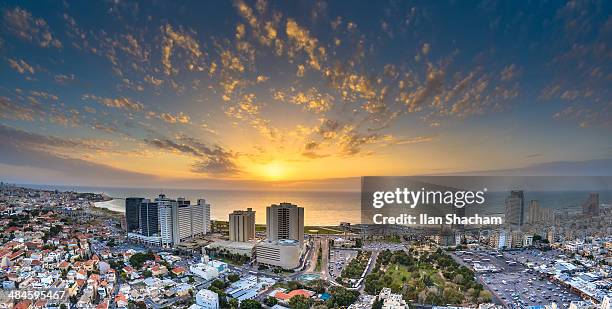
[19, 183, 612, 226]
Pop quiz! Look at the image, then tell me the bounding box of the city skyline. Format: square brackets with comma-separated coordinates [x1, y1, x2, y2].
[0, 1, 611, 190]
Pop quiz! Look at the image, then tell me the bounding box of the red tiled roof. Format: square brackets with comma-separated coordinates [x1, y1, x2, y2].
[274, 289, 314, 301]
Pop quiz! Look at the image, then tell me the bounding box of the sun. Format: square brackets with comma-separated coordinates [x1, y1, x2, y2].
[262, 162, 285, 180]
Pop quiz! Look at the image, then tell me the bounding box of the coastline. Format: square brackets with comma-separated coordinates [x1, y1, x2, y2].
[91, 199, 124, 218]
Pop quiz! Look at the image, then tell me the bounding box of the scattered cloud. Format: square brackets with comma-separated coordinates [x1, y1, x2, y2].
[7, 58, 35, 74]
[145, 136, 240, 176]
[161, 24, 203, 75]
[82, 94, 144, 111]
[147, 111, 191, 124]
[54, 73, 75, 84]
[3, 7, 62, 48]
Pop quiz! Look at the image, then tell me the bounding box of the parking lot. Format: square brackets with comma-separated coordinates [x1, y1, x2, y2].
[503, 249, 569, 267]
[480, 271, 582, 308]
[453, 250, 583, 307]
[328, 249, 358, 279]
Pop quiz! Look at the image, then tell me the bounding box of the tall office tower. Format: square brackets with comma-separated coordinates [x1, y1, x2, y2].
[582, 193, 599, 216]
[125, 197, 144, 233]
[504, 190, 525, 227]
[229, 208, 256, 242]
[527, 200, 540, 224]
[197, 199, 211, 234]
[156, 194, 176, 247]
[266, 202, 304, 245]
[139, 199, 159, 237]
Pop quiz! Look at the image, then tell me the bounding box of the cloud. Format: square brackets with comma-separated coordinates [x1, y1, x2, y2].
[273, 87, 333, 113]
[82, 94, 144, 111]
[3, 7, 62, 48]
[286, 18, 323, 70]
[92, 123, 118, 134]
[421, 43, 431, 55]
[0, 130, 154, 186]
[7, 58, 35, 74]
[0, 123, 112, 152]
[500, 64, 520, 81]
[454, 159, 612, 176]
[0, 96, 39, 121]
[147, 111, 191, 124]
[553, 104, 611, 128]
[161, 24, 203, 75]
[144, 136, 240, 176]
[54, 73, 75, 84]
[394, 135, 435, 145]
[537, 2, 611, 128]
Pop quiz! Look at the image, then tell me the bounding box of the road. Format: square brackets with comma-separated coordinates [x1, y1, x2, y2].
[304, 238, 321, 273]
[357, 251, 378, 292]
[321, 238, 330, 280]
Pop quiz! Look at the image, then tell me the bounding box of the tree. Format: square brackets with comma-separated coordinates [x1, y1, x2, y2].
[371, 297, 383, 309]
[142, 270, 152, 278]
[239, 299, 262, 309]
[328, 286, 359, 307]
[227, 273, 240, 283]
[228, 298, 239, 309]
[478, 290, 493, 303]
[211, 279, 226, 290]
[263, 297, 278, 307]
[129, 251, 155, 269]
[289, 295, 312, 309]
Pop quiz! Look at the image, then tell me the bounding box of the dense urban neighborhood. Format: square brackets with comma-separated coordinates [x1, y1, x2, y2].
[0, 183, 610, 309]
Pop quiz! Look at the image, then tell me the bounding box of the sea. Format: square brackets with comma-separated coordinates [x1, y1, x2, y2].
[22, 184, 612, 226]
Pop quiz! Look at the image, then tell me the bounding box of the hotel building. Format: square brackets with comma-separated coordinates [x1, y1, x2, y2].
[266, 202, 304, 245]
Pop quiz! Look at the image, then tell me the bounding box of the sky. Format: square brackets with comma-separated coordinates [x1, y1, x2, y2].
[0, 0, 610, 190]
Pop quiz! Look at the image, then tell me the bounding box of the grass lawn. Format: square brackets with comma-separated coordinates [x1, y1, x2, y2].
[385, 264, 445, 287]
[305, 226, 343, 234]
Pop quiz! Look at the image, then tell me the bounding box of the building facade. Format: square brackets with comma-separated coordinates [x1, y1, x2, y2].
[125, 197, 143, 233]
[229, 208, 256, 242]
[129, 194, 210, 247]
[582, 193, 599, 216]
[139, 200, 159, 237]
[504, 190, 525, 227]
[194, 289, 219, 309]
[256, 239, 302, 269]
[266, 202, 304, 245]
[172, 198, 211, 244]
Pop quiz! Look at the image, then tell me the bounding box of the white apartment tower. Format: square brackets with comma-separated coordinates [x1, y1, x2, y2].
[266, 202, 304, 245]
[229, 208, 256, 242]
[156, 194, 175, 247]
[172, 198, 211, 244]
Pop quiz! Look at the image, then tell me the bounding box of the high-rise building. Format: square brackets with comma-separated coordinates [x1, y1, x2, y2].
[129, 194, 211, 247]
[527, 200, 540, 224]
[156, 194, 176, 247]
[504, 190, 525, 227]
[266, 202, 304, 245]
[198, 199, 211, 235]
[125, 197, 143, 233]
[172, 198, 211, 244]
[229, 208, 256, 242]
[139, 199, 159, 237]
[582, 193, 599, 216]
